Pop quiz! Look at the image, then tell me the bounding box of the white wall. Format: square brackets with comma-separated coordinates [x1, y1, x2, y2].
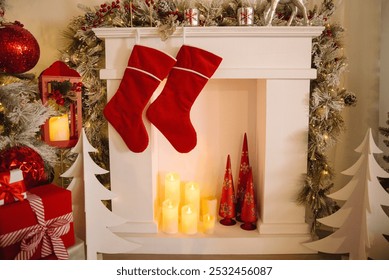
[330, 0, 382, 188]
[379, 0, 389, 164]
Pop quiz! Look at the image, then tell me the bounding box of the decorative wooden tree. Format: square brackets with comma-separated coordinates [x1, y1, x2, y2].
[61, 129, 140, 259]
[304, 128, 389, 259]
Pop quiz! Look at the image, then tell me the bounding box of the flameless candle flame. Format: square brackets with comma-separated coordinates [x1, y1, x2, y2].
[184, 181, 200, 217]
[165, 172, 180, 204]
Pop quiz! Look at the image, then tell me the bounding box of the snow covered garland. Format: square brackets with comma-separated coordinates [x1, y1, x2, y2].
[60, 0, 356, 230]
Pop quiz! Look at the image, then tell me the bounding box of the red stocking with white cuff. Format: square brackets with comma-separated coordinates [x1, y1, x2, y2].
[103, 45, 176, 153]
[146, 45, 222, 153]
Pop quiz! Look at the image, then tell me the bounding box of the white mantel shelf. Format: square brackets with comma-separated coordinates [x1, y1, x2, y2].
[94, 26, 324, 256]
[94, 26, 323, 38]
[95, 26, 323, 80]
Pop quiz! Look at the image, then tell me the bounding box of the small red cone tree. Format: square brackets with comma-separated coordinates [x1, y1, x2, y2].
[236, 133, 250, 221]
[240, 168, 258, 230]
[219, 154, 236, 226]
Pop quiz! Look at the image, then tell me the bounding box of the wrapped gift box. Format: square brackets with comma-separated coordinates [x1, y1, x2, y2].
[0, 169, 27, 206]
[0, 184, 75, 260]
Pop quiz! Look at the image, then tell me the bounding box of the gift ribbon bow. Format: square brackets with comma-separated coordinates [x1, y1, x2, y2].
[0, 171, 25, 204]
[0, 193, 73, 260]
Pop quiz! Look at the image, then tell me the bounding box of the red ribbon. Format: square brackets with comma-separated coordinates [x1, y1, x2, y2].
[0, 171, 25, 204]
[0, 192, 73, 260]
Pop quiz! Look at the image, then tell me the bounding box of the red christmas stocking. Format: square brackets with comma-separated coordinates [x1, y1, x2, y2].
[103, 45, 176, 153]
[146, 45, 222, 153]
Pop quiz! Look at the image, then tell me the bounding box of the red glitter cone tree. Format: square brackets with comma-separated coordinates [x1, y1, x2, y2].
[236, 133, 250, 221]
[218, 154, 236, 226]
[240, 167, 258, 231]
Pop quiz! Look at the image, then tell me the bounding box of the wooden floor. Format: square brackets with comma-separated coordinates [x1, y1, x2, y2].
[103, 253, 342, 260]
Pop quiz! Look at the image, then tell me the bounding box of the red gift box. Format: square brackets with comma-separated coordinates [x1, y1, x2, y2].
[0, 169, 27, 206]
[0, 184, 75, 260]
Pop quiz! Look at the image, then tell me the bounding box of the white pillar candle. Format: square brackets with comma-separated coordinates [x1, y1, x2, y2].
[49, 114, 70, 141]
[181, 205, 197, 235]
[201, 196, 217, 218]
[162, 199, 178, 234]
[203, 214, 216, 234]
[184, 181, 200, 216]
[165, 172, 180, 204]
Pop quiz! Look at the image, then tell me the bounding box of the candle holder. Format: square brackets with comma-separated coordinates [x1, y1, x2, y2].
[184, 8, 199, 26]
[237, 7, 254, 26]
[39, 61, 82, 148]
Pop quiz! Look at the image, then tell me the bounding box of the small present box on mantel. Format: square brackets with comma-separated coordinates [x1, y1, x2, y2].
[0, 184, 75, 260]
[0, 169, 27, 206]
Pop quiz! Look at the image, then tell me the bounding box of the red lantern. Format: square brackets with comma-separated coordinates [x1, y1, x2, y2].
[39, 61, 82, 148]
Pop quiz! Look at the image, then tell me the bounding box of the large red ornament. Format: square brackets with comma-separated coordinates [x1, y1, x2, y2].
[0, 24, 40, 74]
[0, 146, 48, 189]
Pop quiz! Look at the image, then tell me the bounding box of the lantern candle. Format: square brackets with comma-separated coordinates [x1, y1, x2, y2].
[181, 205, 198, 234]
[203, 214, 216, 234]
[162, 199, 178, 234]
[49, 114, 70, 141]
[165, 172, 180, 203]
[185, 182, 200, 216]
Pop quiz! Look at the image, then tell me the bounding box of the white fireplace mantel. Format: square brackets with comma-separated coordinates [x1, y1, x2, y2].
[94, 26, 323, 255]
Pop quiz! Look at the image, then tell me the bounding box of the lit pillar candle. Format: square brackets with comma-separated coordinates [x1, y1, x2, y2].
[49, 114, 70, 141]
[201, 196, 217, 218]
[165, 172, 180, 203]
[162, 199, 178, 234]
[203, 214, 216, 234]
[181, 205, 197, 234]
[184, 182, 200, 216]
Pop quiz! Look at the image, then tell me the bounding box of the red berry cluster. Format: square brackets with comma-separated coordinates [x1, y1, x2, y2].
[50, 90, 66, 106]
[145, 0, 155, 8]
[124, 2, 136, 13]
[82, 0, 121, 30]
[72, 82, 83, 93]
[49, 82, 82, 107]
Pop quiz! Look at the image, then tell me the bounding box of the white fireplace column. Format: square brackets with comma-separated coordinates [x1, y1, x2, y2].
[94, 27, 323, 255]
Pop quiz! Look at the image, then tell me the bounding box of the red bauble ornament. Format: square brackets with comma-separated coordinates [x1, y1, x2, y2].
[0, 24, 40, 74]
[0, 146, 48, 189]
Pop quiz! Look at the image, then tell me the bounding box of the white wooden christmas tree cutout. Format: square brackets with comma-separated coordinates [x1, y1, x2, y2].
[304, 128, 389, 259]
[61, 128, 140, 259]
